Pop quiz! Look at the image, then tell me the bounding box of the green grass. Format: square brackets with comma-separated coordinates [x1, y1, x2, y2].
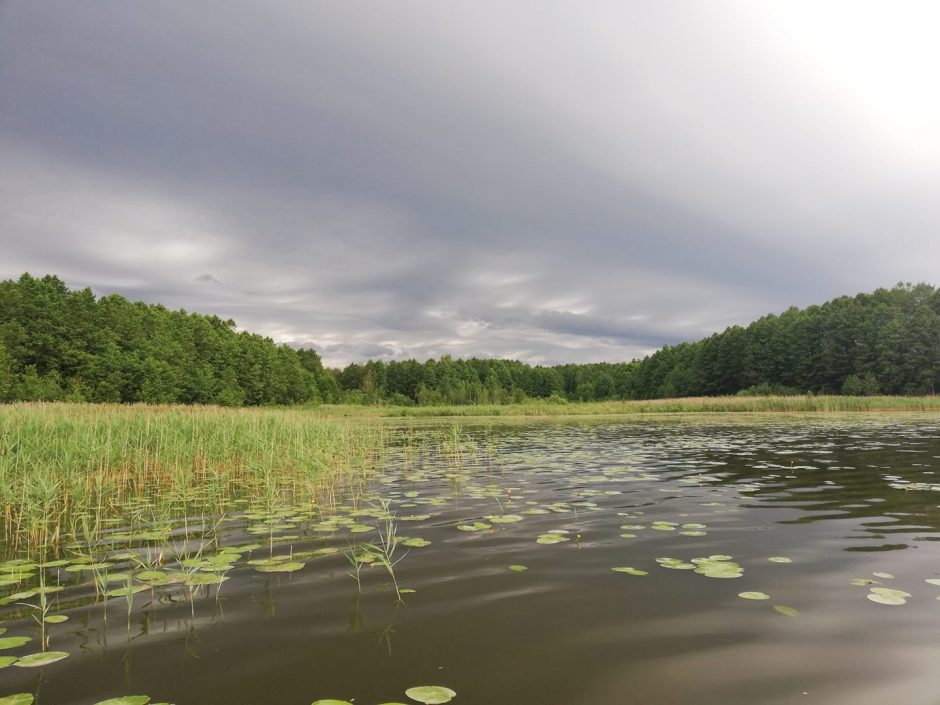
[0, 403, 387, 551]
[314, 395, 940, 418]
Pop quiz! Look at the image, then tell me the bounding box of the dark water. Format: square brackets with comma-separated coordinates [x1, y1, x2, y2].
[4, 415, 940, 705]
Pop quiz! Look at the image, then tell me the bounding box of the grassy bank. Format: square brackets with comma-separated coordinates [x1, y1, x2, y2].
[315, 395, 940, 418]
[0, 403, 387, 550]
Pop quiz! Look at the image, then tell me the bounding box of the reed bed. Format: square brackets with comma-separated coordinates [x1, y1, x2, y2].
[317, 395, 940, 418]
[0, 403, 388, 551]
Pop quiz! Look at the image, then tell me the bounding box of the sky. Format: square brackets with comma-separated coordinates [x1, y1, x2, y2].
[2, 2, 940, 367]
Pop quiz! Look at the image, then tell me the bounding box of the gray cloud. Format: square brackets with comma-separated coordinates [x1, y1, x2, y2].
[2, 2, 939, 366]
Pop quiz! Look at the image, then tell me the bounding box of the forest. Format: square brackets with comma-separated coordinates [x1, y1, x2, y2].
[1, 273, 937, 405]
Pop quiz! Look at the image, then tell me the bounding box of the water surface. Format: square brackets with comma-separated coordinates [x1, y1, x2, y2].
[3, 414, 940, 705]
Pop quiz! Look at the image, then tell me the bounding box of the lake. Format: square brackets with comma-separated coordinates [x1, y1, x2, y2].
[2, 414, 940, 705]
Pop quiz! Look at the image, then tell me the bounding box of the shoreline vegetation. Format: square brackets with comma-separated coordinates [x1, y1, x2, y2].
[0, 397, 937, 551]
[0, 404, 387, 551]
[3, 275, 938, 408]
[313, 394, 940, 417]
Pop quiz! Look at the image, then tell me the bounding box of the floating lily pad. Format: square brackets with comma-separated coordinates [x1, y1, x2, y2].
[925, 578, 940, 586]
[508, 565, 528, 572]
[488, 514, 523, 524]
[183, 574, 229, 585]
[256, 561, 305, 573]
[405, 686, 457, 704]
[536, 533, 569, 545]
[768, 557, 792, 563]
[738, 592, 771, 600]
[873, 572, 895, 579]
[612, 567, 648, 576]
[773, 605, 799, 617]
[0, 656, 17, 668]
[13, 651, 69, 667]
[870, 587, 911, 600]
[309, 700, 352, 705]
[0, 637, 31, 650]
[456, 522, 491, 532]
[401, 538, 431, 548]
[43, 615, 69, 624]
[0, 694, 33, 705]
[867, 593, 906, 605]
[92, 698, 151, 705]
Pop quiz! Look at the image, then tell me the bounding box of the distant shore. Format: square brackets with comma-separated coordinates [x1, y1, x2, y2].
[313, 395, 940, 418]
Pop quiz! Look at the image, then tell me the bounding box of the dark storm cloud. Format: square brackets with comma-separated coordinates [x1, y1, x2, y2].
[2, 2, 939, 365]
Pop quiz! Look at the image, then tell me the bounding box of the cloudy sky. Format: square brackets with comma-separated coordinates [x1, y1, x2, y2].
[2, 2, 939, 366]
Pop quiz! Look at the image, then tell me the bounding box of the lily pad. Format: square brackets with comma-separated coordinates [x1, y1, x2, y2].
[401, 538, 432, 548]
[255, 562, 305, 573]
[768, 557, 792, 563]
[738, 592, 771, 600]
[92, 698, 151, 705]
[0, 637, 31, 650]
[43, 615, 69, 624]
[536, 533, 569, 545]
[309, 701, 353, 705]
[405, 686, 457, 704]
[0, 695, 33, 705]
[508, 565, 528, 572]
[773, 605, 799, 617]
[0, 656, 17, 668]
[612, 567, 648, 576]
[13, 651, 69, 667]
[867, 593, 906, 606]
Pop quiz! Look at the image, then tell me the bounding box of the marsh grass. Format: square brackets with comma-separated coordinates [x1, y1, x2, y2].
[315, 395, 940, 418]
[0, 403, 387, 553]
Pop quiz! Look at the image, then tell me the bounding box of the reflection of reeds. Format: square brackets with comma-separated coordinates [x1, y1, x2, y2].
[0, 403, 388, 552]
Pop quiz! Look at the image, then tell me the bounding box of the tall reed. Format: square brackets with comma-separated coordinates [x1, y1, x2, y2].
[0, 403, 388, 552]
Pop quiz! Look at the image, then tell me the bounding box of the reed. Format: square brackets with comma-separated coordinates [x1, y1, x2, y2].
[314, 395, 940, 418]
[0, 403, 388, 552]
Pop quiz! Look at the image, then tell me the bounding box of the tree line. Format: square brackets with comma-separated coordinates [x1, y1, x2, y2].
[1, 274, 937, 405]
[0, 274, 337, 404]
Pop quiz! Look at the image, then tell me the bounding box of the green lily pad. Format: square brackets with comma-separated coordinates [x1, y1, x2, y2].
[738, 592, 771, 600]
[309, 701, 353, 705]
[873, 572, 895, 579]
[43, 615, 69, 624]
[0, 656, 17, 668]
[925, 578, 940, 586]
[612, 567, 648, 576]
[183, 574, 229, 586]
[92, 698, 151, 705]
[401, 538, 432, 548]
[773, 605, 799, 616]
[0, 637, 31, 650]
[536, 533, 569, 545]
[508, 565, 528, 572]
[405, 686, 457, 704]
[488, 514, 523, 524]
[0, 694, 33, 705]
[13, 651, 69, 667]
[256, 561, 305, 573]
[768, 557, 792, 563]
